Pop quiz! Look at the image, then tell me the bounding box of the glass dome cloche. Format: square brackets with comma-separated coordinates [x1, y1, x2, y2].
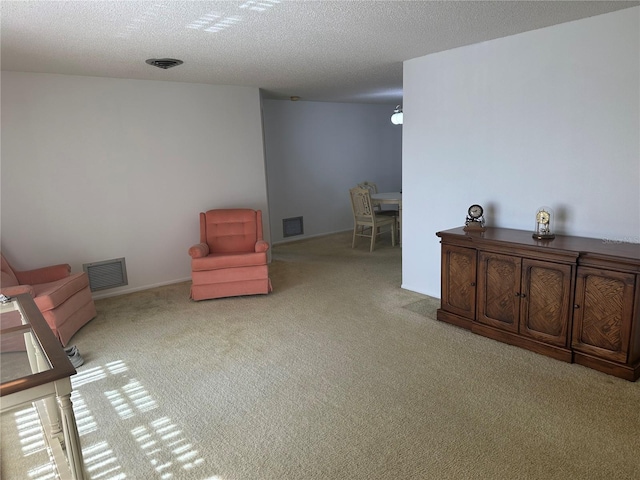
[532, 206, 555, 240]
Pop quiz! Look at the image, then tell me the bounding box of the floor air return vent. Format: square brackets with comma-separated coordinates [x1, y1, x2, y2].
[283, 216, 304, 238]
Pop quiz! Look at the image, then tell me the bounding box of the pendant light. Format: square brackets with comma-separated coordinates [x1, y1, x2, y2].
[391, 105, 403, 125]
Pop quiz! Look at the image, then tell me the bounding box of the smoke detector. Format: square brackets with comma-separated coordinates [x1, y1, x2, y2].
[145, 58, 184, 69]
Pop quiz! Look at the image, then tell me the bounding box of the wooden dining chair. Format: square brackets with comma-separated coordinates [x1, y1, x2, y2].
[358, 181, 397, 217]
[349, 186, 396, 252]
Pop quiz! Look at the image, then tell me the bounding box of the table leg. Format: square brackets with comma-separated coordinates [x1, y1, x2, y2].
[57, 392, 85, 480]
[33, 343, 64, 437]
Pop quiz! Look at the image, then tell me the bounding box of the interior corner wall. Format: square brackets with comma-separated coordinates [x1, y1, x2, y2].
[0, 72, 269, 298]
[401, 7, 640, 298]
[261, 100, 402, 243]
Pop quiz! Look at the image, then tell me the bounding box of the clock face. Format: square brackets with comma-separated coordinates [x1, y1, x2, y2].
[536, 210, 550, 225]
[468, 204, 483, 219]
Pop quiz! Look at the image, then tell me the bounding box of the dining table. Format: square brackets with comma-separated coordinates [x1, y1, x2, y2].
[371, 191, 402, 243]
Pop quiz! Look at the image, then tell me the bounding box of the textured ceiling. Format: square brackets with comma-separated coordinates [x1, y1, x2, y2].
[1, 1, 637, 104]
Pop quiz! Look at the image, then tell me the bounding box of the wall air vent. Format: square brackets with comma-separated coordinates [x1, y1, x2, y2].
[145, 58, 184, 69]
[283, 216, 304, 237]
[83, 258, 128, 292]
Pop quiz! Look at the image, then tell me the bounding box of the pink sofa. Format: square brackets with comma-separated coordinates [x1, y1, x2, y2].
[0, 253, 97, 347]
[188, 209, 273, 301]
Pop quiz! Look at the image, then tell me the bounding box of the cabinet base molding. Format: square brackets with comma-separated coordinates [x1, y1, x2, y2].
[437, 309, 573, 362]
[573, 352, 640, 382]
[436, 309, 472, 330]
[471, 322, 573, 363]
[436, 310, 640, 380]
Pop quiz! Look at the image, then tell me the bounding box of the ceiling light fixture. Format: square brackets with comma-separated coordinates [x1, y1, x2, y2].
[145, 58, 184, 69]
[391, 105, 403, 125]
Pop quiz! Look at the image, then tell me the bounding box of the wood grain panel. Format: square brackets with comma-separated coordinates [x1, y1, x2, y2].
[441, 245, 476, 320]
[448, 250, 473, 310]
[572, 267, 636, 364]
[477, 252, 520, 332]
[484, 258, 517, 322]
[520, 260, 572, 346]
[528, 267, 563, 334]
[581, 275, 625, 351]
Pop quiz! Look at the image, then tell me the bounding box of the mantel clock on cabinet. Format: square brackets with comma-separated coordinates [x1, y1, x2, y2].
[464, 204, 486, 232]
[533, 206, 555, 240]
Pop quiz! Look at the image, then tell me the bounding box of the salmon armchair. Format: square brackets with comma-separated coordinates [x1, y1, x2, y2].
[0, 252, 97, 347]
[188, 209, 273, 301]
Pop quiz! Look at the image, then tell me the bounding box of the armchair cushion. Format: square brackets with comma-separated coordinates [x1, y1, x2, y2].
[192, 251, 268, 271]
[32, 272, 91, 312]
[14, 264, 71, 285]
[201, 209, 261, 253]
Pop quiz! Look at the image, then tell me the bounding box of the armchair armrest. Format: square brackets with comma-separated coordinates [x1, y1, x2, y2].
[188, 243, 210, 258]
[1, 285, 36, 297]
[255, 240, 270, 253]
[14, 264, 71, 285]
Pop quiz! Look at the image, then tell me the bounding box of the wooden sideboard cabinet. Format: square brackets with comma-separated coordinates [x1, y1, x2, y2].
[436, 227, 640, 381]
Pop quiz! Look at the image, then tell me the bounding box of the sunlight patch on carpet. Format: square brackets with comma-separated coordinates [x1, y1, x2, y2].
[5, 360, 210, 480]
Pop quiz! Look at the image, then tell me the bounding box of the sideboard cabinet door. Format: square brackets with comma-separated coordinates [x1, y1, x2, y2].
[477, 251, 521, 333]
[572, 267, 637, 363]
[440, 245, 477, 321]
[477, 253, 572, 346]
[519, 259, 573, 347]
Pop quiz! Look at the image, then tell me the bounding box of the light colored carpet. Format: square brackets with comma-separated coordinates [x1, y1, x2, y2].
[2, 231, 639, 480]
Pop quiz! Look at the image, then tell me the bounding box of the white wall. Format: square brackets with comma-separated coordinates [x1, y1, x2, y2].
[402, 7, 640, 297]
[1, 72, 269, 298]
[262, 100, 402, 243]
